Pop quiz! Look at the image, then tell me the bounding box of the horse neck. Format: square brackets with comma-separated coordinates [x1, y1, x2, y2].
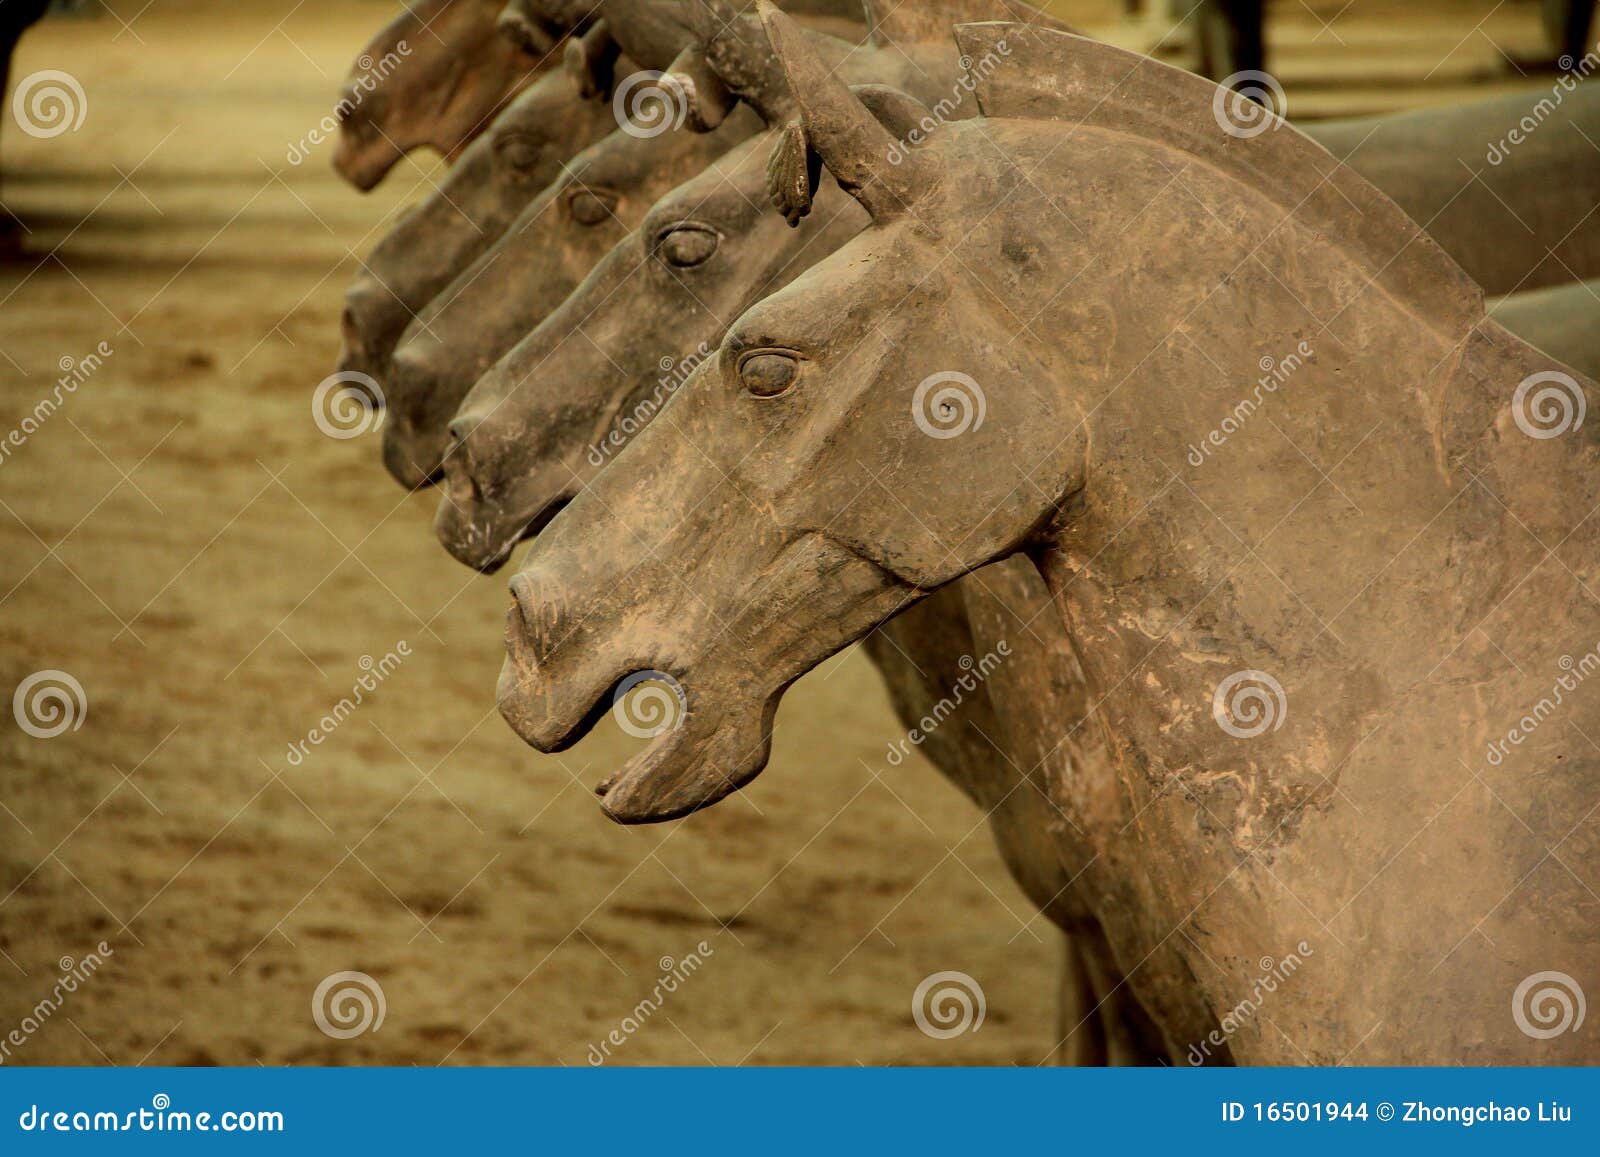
[1014, 239, 1598, 1054]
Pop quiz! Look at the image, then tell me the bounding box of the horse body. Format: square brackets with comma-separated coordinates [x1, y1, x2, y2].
[495, 14, 1600, 1062]
[1311, 84, 1600, 295]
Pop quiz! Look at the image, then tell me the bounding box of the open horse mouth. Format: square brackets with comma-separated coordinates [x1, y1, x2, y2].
[497, 577, 771, 823]
[433, 493, 566, 573]
[592, 708, 769, 823]
[434, 439, 574, 573]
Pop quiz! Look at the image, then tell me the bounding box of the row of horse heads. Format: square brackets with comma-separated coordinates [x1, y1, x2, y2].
[330, 0, 1600, 1065]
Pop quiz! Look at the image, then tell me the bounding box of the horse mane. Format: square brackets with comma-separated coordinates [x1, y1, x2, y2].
[863, 1, 1075, 48]
[954, 22, 1485, 339]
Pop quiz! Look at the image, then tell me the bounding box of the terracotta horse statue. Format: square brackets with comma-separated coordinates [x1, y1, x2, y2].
[377, 104, 766, 488]
[494, 11, 1600, 1064]
[439, 0, 1596, 1061]
[333, 0, 569, 191]
[375, 1, 1044, 487]
[434, 0, 1075, 565]
[336, 68, 619, 394]
[431, 0, 1165, 1064]
[416, 0, 1598, 498]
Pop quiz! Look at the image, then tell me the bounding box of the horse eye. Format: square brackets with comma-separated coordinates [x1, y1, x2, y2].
[739, 351, 799, 398]
[496, 134, 542, 174]
[658, 225, 719, 268]
[568, 190, 614, 226]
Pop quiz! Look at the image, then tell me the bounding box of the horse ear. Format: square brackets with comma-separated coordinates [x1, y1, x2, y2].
[767, 86, 934, 226]
[666, 0, 797, 129]
[664, 44, 740, 130]
[854, 85, 935, 143]
[759, 1, 938, 221]
[686, 0, 743, 42]
[564, 20, 622, 100]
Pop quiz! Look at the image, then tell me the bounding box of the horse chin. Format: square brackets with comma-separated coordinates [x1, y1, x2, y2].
[596, 700, 772, 825]
[435, 478, 572, 573]
[332, 137, 401, 192]
[381, 423, 445, 490]
[496, 581, 775, 823]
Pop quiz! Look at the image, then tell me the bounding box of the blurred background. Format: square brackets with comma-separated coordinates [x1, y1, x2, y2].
[0, 0, 1591, 1065]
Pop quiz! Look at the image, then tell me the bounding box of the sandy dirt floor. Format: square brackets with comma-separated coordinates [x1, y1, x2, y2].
[0, 0, 1570, 1066]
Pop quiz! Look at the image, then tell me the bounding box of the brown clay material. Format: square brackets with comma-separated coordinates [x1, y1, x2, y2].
[495, 13, 1600, 1063]
[498, 0, 599, 55]
[374, 2, 872, 488]
[434, 5, 1598, 1061]
[379, 105, 765, 489]
[430, 2, 1161, 1063]
[434, 0, 1069, 560]
[332, 0, 558, 191]
[1311, 84, 1600, 294]
[336, 68, 619, 396]
[1488, 278, 1600, 380]
[432, 12, 1595, 575]
[428, 1, 1147, 1063]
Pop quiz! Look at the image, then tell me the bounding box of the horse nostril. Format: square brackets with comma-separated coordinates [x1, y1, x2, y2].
[447, 413, 481, 448]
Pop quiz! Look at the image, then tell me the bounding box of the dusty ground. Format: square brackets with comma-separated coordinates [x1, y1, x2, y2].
[0, 0, 1568, 1066]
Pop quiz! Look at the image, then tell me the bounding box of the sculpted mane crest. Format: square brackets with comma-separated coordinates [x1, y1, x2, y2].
[861, 0, 1074, 46]
[954, 21, 1487, 338]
